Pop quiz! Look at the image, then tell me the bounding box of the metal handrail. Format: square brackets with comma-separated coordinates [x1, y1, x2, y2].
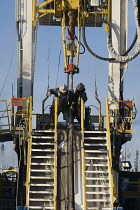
[106, 98, 114, 207]
[0, 100, 11, 133]
[54, 97, 58, 210]
[81, 99, 86, 210]
[25, 96, 32, 207]
[42, 95, 49, 129]
[94, 94, 102, 130]
[114, 100, 134, 134]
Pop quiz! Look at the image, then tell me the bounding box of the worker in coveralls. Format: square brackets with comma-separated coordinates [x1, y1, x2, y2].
[48, 84, 74, 127]
[73, 83, 87, 126]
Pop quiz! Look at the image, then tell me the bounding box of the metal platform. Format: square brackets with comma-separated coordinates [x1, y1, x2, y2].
[39, 14, 103, 27]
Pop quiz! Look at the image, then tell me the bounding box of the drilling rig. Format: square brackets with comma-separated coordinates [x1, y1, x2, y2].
[0, 0, 140, 209]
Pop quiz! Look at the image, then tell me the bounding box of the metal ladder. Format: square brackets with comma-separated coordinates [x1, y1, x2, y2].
[28, 130, 57, 210]
[83, 130, 113, 210]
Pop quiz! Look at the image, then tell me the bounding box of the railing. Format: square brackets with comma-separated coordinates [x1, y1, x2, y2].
[106, 98, 114, 207]
[81, 99, 86, 210]
[87, 104, 105, 131]
[25, 96, 32, 207]
[9, 96, 32, 207]
[0, 170, 17, 209]
[42, 95, 49, 129]
[10, 97, 31, 130]
[0, 100, 11, 133]
[114, 100, 134, 134]
[54, 97, 58, 210]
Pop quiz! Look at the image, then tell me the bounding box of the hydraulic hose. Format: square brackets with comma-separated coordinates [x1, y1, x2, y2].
[137, 0, 140, 26]
[82, 16, 115, 61]
[82, 0, 114, 61]
[82, 0, 139, 62]
[108, 0, 140, 62]
[121, 31, 137, 56]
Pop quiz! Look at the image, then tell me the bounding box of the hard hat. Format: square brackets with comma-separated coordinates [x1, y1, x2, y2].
[76, 83, 85, 91]
[59, 84, 68, 93]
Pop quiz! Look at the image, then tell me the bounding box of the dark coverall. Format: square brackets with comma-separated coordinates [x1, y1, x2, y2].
[49, 88, 74, 125]
[73, 88, 87, 125]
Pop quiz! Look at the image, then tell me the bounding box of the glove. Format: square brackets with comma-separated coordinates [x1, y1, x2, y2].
[47, 91, 51, 96]
[69, 106, 74, 112]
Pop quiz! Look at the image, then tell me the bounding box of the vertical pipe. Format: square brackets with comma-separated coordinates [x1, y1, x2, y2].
[76, 8, 81, 67]
[32, 0, 36, 25]
[62, 11, 67, 68]
[68, 103, 74, 209]
[67, 11, 76, 209]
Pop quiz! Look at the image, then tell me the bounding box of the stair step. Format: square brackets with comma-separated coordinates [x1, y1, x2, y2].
[32, 142, 54, 145]
[29, 198, 54, 201]
[86, 177, 109, 180]
[87, 207, 112, 210]
[86, 191, 110, 194]
[31, 169, 53, 172]
[85, 150, 107, 153]
[85, 164, 108, 167]
[86, 184, 109, 187]
[33, 130, 54, 133]
[32, 136, 54, 139]
[31, 163, 54, 166]
[29, 206, 54, 209]
[30, 191, 54, 194]
[86, 199, 111, 202]
[84, 137, 107, 140]
[85, 157, 108, 160]
[85, 170, 109, 173]
[31, 156, 54, 158]
[84, 131, 106, 134]
[31, 149, 54, 152]
[84, 143, 107, 146]
[30, 176, 53, 179]
[30, 183, 54, 186]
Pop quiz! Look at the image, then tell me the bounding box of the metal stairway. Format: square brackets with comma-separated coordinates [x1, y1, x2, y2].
[83, 130, 113, 210]
[28, 130, 57, 210]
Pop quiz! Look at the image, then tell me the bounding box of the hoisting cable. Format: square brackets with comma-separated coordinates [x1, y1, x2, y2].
[0, 28, 16, 97]
[32, 0, 40, 91]
[82, 0, 139, 62]
[32, 18, 39, 93]
[47, 5, 51, 92]
[93, 15, 98, 98]
[55, 47, 62, 87]
[47, 49, 50, 91]
[94, 74, 98, 96]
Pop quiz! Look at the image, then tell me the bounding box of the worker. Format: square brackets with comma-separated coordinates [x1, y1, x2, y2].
[73, 83, 87, 126]
[48, 84, 74, 128]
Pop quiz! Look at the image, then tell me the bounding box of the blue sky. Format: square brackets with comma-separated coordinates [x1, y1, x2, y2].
[0, 0, 140, 169]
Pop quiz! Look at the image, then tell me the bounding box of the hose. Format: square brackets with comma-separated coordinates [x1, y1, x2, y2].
[82, 0, 140, 62]
[82, 16, 115, 61]
[75, 35, 85, 54]
[108, 0, 140, 62]
[137, 0, 140, 26]
[82, 0, 114, 61]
